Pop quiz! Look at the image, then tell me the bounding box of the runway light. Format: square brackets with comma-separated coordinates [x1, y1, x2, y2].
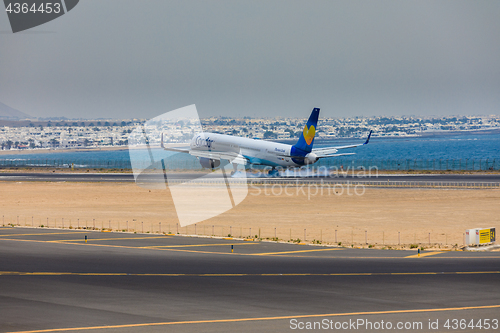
[85, 235, 87, 244]
[231, 245, 233, 253]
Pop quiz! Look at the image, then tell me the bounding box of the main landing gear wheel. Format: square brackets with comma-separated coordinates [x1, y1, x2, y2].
[268, 168, 280, 177]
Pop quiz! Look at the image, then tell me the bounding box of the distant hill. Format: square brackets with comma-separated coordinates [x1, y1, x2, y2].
[0, 102, 30, 119]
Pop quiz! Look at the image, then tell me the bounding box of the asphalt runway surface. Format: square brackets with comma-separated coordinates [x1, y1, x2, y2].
[0, 228, 499, 333]
[1, 172, 499, 184]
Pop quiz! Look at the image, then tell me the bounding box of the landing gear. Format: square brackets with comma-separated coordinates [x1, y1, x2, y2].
[230, 163, 238, 176]
[268, 167, 280, 178]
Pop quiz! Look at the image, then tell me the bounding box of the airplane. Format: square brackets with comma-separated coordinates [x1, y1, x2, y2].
[161, 108, 372, 174]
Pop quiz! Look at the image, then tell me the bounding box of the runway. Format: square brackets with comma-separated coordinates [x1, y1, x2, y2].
[1, 228, 499, 332]
[1, 171, 500, 185]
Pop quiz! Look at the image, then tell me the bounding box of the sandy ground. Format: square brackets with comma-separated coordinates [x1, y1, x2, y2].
[0, 181, 498, 249]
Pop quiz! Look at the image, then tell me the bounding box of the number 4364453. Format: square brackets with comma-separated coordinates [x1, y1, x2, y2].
[5, 2, 61, 14]
[444, 319, 499, 330]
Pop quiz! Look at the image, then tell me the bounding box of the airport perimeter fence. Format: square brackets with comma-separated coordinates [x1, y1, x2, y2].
[0, 157, 499, 171]
[179, 179, 500, 189]
[1, 215, 475, 249]
[316, 158, 500, 172]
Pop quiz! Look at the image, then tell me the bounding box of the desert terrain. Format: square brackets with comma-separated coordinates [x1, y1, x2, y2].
[1, 181, 498, 249]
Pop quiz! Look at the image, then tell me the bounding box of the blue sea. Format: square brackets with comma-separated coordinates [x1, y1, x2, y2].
[1, 133, 499, 171]
[317, 133, 500, 160]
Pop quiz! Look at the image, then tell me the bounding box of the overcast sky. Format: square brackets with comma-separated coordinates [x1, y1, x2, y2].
[1, 0, 499, 119]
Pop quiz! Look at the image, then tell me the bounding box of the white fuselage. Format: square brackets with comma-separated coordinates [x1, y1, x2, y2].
[190, 132, 300, 167]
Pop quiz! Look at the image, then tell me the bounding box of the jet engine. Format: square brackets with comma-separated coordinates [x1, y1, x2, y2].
[304, 152, 319, 164]
[199, 157, 221, 169]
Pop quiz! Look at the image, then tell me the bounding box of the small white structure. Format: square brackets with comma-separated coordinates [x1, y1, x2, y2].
[466, 227, 496, 246]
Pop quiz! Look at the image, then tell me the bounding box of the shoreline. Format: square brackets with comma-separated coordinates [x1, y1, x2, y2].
[0, 144, 189, 156]
[1, 129, 499, 156]
[0, 146, 128, 155]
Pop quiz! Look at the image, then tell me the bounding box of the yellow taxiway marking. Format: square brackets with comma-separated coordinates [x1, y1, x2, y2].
[48, 236, 170, 242]
[405, 251, 443, 258]
[8, 304, 500, 333]
[0, 238, 253, 256]
[0, 232, 76, 237]
[254, 248, 341, 255]
[1, 271, 498, 277]
[1, 238, 499, 259]
[148, 243, 258, 248]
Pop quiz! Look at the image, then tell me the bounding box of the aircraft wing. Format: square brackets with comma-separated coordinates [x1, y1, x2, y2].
[163, 146, 190, 153]
[281, 152, 356, 159]
[311, 130, 372, 157]
[164, 146, 249, 165]
[278, 130, 372, 160]
[189, 150, 249, 165]
[161, 134, 248, 164]
[313, 152, 356, 158]
[160, 134, 191, 153]
[314, 130, 372, 151]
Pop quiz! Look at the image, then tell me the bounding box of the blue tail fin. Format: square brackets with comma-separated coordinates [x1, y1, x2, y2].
[293, 108, 320, 153]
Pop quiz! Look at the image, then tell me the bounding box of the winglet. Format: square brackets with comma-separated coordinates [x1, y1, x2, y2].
[161, 133, 164, 148]
[364, 130, 373, 145]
